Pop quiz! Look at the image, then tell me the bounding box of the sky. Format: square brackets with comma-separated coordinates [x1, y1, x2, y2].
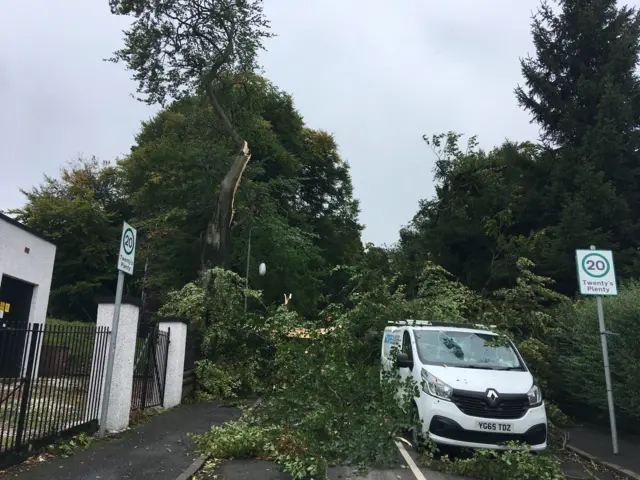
[0, 0, 588, 246]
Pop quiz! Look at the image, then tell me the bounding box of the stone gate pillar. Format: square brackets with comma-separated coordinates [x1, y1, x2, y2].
[92, 296, 140, 433]
[157, 317, 189, 409]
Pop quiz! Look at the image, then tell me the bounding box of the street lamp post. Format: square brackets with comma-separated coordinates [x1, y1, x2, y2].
[244, 227, 254, 313]
[244, 226, 266, 313]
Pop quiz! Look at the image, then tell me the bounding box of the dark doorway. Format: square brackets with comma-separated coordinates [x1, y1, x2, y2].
[0, 275, 34, 378]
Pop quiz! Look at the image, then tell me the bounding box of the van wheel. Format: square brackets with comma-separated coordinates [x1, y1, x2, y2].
[409, 403, 427, 453]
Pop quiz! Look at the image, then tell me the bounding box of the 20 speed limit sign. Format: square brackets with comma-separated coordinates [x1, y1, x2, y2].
[118, 221, 137, 275]
[576, 249, 618, 296]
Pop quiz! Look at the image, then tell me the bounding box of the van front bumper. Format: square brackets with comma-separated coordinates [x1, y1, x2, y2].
[418, 395, 548, 451]
[428, 415, 547, 451]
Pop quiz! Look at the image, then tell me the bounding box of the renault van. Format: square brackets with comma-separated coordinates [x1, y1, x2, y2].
[382, 320, 548, 451]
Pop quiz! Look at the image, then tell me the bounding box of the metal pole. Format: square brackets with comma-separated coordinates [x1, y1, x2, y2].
[244, 227, 253, 313]
[141, 256, 149, 315]
[591, 245, 619, 455]
[98, 270, 125, 437]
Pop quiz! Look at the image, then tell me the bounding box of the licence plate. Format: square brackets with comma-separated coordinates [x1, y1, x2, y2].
[475, 421, 513, 433]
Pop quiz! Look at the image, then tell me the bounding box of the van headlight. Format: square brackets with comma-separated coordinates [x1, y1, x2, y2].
[527, 384, 543, 406]
[421, 368, 453, 401]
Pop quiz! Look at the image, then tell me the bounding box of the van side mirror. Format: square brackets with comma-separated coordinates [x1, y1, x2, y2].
[396, 352, 413, 369]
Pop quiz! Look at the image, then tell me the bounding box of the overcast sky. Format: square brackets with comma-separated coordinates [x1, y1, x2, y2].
[1, 0, 609, 246]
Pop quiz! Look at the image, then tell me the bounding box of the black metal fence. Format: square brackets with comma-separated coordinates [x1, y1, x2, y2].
[0, 323, 110, 468]
[131, 323, 169, 412]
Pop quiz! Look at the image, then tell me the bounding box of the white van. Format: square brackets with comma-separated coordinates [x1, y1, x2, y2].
[382, 320, 548, 451]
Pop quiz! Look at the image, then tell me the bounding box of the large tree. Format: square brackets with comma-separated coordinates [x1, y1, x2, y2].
[8, 158, 130, 321]
[515, 0, 640, 292]
[108, 0, 273, 269]
[120, 75, 362, 316]
[399, 133, 545, 295]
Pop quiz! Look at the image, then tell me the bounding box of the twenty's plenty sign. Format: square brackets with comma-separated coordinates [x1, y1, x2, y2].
[575, 249, 617, 296]
[118, 221, 137, 275]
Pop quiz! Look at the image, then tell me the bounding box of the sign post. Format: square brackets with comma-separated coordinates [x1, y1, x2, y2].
[99, 221, 137, 437]
[575, 246, 619, 455]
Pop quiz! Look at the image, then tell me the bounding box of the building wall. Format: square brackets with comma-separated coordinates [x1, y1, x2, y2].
[0, 218, 56, 324]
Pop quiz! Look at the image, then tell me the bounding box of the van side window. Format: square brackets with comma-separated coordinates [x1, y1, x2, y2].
[402, 331, 413, 362]
[383, 332, 393, 358]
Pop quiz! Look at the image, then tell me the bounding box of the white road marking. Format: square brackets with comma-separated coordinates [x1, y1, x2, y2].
[394, 440, 428, 480]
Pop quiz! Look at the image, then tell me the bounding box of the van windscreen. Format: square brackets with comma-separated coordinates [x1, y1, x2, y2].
[414, 330, 524, 370]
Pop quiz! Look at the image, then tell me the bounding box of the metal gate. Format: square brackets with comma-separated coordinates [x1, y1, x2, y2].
[1, 323, 110, 469]
[131, 322, 169, 412]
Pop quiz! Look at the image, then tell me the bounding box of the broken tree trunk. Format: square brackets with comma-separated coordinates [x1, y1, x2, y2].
[201, 73, 251, 270]
[204, 140, 251, 269]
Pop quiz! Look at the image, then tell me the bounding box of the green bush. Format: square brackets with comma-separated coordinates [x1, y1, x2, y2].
[550, 281, 640, 431]
[194, 360, 242, 400]
[159, 268, 272, 395]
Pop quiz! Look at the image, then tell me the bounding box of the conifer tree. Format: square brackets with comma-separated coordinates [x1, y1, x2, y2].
[515, 0, 640, 292]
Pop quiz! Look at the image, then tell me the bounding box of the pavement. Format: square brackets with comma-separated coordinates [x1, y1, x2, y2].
[565, 424, 640, 480]
[0, 402, 241, 480]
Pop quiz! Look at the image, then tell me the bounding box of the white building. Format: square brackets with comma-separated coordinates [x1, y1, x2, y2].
[0, 213, 56, 377]
[0, 213, 56, 327]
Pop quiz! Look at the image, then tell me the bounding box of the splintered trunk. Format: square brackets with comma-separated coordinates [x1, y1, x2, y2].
[201, 123, 250, 327]
[204, 141, 251, 268]
[198, 69, 252, 270]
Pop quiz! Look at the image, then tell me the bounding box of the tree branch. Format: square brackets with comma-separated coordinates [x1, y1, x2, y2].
[203, 20, 245, 149]
[206, 84, 245, 149]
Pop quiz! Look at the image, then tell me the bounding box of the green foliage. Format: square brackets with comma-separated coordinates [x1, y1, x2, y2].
[160, 268, 267, 396]
[192, 420, 277, 459]
[194, 360, 242, 401]
[400, 136, 545, 295]
[48, 432, 93, 458]
[108, 0, 273, 106]
[414, 261, 484, 323]
[489, 258, 570, 390]
[545, 402, 571, 430]
[493, 258, 567, 338]
[423, 443, 563, 480]
[238, 209, 325, 316]
[159, 282, 206, 324]
[184, 267, 418, 478]
[551, 280, 640, 431]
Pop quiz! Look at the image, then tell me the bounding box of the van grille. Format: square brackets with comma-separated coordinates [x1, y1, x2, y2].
[452, 390, 530, 420]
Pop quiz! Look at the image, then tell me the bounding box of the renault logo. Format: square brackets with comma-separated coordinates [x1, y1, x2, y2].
[486, 389, 499, 406]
